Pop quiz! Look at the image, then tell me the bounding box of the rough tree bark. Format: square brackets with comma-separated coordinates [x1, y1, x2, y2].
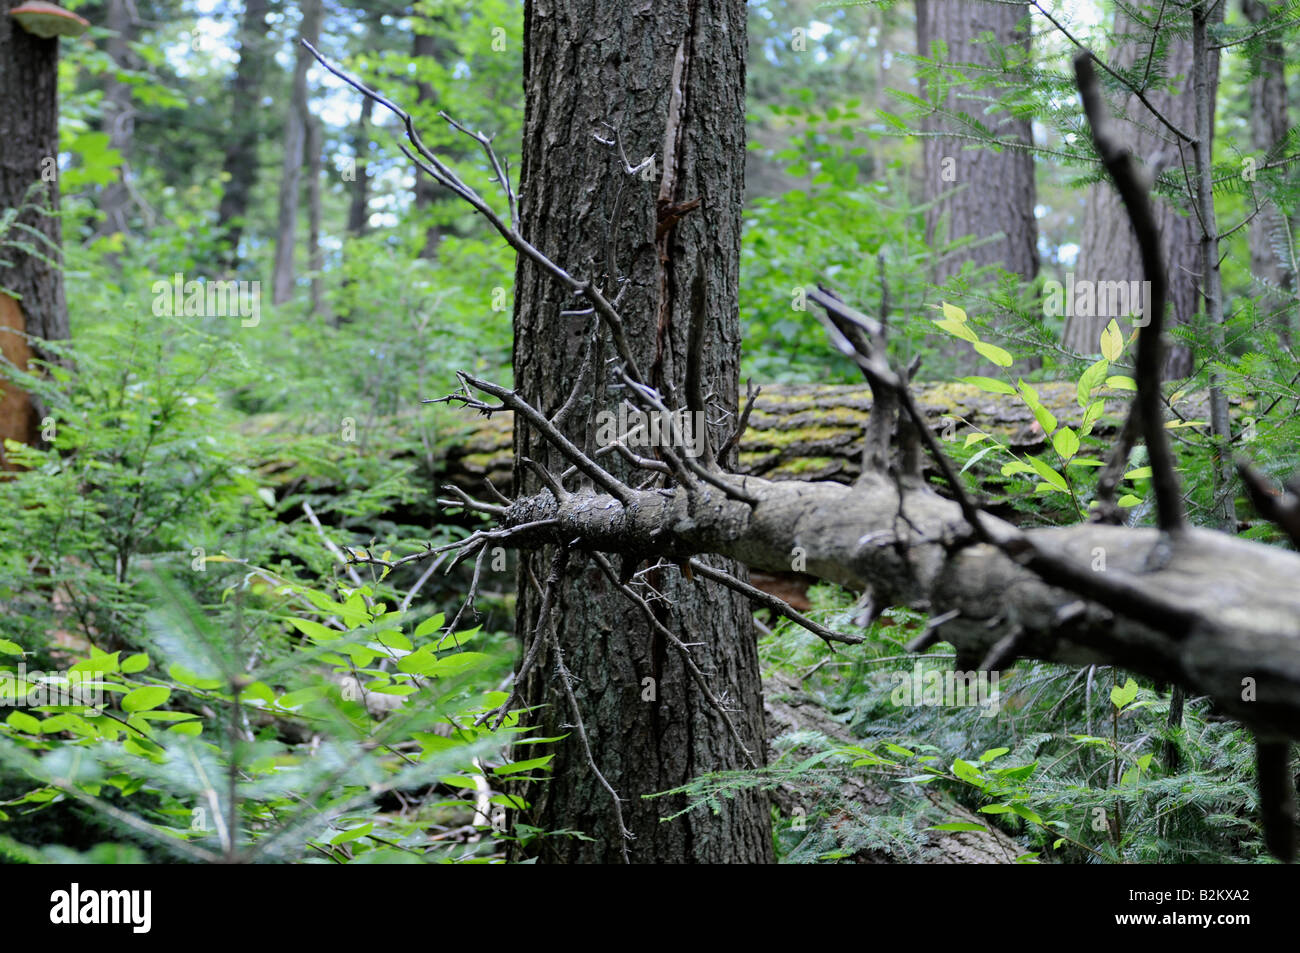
[1066, 7, 1220, 377]
[0, 0, 72, 466]
[916, 0, 1038, 284]
[508, 0, 772, 863]
[216, 0, 271, 263]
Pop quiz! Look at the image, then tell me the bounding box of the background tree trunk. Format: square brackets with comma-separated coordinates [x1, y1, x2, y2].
[1243, 0, 1292, 344]
[1067, 10, 1220, 376]
[509, 0, 772, 863]
[216, 0, 271, 264]
[345, 96, 373, 238]
[412, 26, 447, 259]
[0, 0, 71, 465]
[916, 0, 1038, 284]
[307, 107, 325, 318]
[97, 0, 136, 245]
[273, 0, 323, 305]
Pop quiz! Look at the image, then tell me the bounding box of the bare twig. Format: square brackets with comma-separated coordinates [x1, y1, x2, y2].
[1074, 54, 1185, 535]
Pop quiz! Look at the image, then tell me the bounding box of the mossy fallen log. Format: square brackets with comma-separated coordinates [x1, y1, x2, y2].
[440, 379, 1181, 495]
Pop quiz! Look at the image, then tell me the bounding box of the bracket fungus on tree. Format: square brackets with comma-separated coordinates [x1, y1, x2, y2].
[9, 1, 89, 39]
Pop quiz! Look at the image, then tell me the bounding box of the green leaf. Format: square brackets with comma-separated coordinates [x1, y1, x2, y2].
[896, 774, 938, 784]
[1076, 359, 1109, 407]
[1124, 466, 1153, 480]
[377, 630, 412, 652]
[933, 318, 979, 343]
[1026, 455, 1068, 492]
[964, 431, 990, 449]
[6, 711, 42, 734]
[973, 341, 1013, 367]
[952, 758, 985, 786]
[397, 648, 437, 675]
[1100, 319, 1123, 361]
[930, 822, 987, 833]
[1010, 804, 1044, 824]
[277, 687, 324, 710]
[979, 804, 1015, 814]
[70, 652, 120, 675]
[960, 376, 1017, 395]
[0, 639, 24, 656]
[979, 747, 1010, 762]
[1016, 379, 1056, 434]
[1001, 460, 1037, 477]
[1081, 399, 1106, 434]
[960, 446, 996, 474]
[1110, 677, 1139, 710]
[121, 686, 170, 713]
[287, 617, 341, 643]
[1106, 375, 1137, 391]
[1117, 494, 1142, 507]
[1052, 427, 1079, 461]
[121, 653, 150, 674]
[168, 664, 222, 690]
[941, 302, 968, 323]
[413, 613, 446, 639]
[493, 755, 555, 775]
[329, 822, 374, 845]
[430, 652, 491, 677]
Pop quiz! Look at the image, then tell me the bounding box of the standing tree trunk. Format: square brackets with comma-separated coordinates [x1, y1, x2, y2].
[216, 0, 271, 264]
[0, 0, 71, 466]
[508, 0, 772, 863]
[1243, 0, 1292, 343]
[411, 26, 447, 259]
[1067, 10, 1220, 377]
[306, 109, 325, 318]
[345, 95, 373, 238]
[272, 0, 323, 305]
[916, 0, 1038, 284]
[97, 0, 135, 244]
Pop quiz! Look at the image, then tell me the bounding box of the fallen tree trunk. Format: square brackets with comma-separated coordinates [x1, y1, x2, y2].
[494, 473, 1300, 740]
[440, 380, 1225, 496]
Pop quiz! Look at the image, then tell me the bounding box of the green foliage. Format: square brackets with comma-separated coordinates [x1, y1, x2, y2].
[0, 269, 532, 862]
[716, 584, 1287, 864]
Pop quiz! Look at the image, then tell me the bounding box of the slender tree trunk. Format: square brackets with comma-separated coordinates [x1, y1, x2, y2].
[0, 0, 71, 466]
[345, 95, 373, 238]
[916, 0, 1038, 284]
[509, 0, 772, 863]
[98, 0, 135, 244]
[1068, 10, 1219, 377]
[336, 93, 373, 328]
[1243, 0, 1292, 344]
[216, 0, 271, 264]
[272, 0, 323, 305]
[1191, 3, 1235, 531]
[307, 108, 324, 318]
[412, 27, 445, 259]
